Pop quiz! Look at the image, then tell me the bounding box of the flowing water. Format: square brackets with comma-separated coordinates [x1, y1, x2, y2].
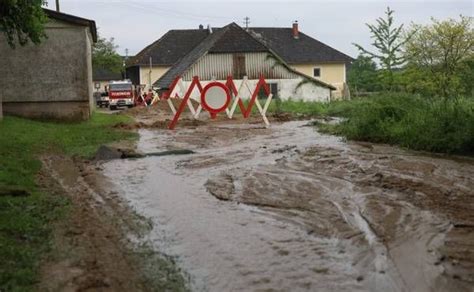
[103, 121, 474, 292]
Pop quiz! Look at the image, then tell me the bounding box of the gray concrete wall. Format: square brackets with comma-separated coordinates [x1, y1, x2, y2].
[0, 19, 93, 120]
[3, 101, 91, 121]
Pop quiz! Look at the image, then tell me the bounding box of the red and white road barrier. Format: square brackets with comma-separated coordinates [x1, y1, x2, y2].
[160, 75, 273, 130]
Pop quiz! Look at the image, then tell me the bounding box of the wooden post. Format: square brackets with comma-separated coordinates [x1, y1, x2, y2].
[148, 57, 152, 90]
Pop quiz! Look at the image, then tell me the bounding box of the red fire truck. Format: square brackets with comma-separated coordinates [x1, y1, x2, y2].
[108, 80, 135, 110]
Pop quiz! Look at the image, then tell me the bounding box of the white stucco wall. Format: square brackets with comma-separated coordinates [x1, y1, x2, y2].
[173, 77, 331, 103]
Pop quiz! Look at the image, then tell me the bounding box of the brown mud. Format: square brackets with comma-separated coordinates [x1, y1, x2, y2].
[37, 155, 187, 291]
[115, 102, 299, 130]
[103, 120, 474, 292]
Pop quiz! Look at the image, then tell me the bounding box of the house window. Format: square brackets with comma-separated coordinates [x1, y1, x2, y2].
[313, 67, 321, 78]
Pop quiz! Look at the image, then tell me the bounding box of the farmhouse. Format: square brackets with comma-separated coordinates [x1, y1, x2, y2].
[0, 9, 97, 121]
[127, 22, 353, 101]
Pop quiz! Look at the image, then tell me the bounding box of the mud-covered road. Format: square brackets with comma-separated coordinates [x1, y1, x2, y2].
[104, 121, 474, 292]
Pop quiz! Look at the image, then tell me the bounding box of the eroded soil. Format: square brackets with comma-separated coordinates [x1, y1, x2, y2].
[37, 155, 187, 291]
[104, 121, 474, 292]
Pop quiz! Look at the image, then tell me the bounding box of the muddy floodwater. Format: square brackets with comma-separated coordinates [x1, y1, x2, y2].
[103, 121, 474, 292]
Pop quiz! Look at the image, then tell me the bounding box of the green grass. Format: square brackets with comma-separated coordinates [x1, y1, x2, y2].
[267, 98, 328, 116]
[264, 95, 474, 155]
[0, 112, 136, 290]
[320, 94, 474, 154]
[320, 94, 474, 155]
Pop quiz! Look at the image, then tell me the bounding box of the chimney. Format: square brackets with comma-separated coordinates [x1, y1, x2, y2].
[292, 21, 299, 39]
[199, 24, 204, 30]
[207, 24, 213, 34]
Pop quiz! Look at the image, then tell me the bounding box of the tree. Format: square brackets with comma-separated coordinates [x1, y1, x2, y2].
[404, 16, 474, 98]
[92, 36, 123, 73]
[397, 63, 437, 97]
[353, 7, 409, 90]
[457, 56, 474, 97]
[347, 55, 381, 94]
[0, 0, 47, 48]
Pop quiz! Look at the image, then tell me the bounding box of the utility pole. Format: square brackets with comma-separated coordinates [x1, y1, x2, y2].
[123, 48, 129, 79]
[243, 17, 250, 30]
[55, 0, 60, 12]
[148, 57, 153, 90]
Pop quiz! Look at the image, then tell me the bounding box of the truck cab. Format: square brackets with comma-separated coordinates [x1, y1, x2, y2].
[108, 80, 134, 110]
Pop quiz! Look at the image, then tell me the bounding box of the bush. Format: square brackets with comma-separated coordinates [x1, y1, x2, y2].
[328, 94, 474, 154]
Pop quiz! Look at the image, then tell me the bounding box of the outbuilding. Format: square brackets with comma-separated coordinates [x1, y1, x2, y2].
[0, 9, 97, 121]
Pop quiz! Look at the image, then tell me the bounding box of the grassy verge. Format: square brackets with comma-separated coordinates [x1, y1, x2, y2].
[264, 95, 474, 155]
[320, 94, 474, 154]
[267, 98, 328, 116]
[0, 112, 136, 290]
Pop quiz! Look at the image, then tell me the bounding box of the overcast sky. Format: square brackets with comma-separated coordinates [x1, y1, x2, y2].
[47, 0, 473, 58]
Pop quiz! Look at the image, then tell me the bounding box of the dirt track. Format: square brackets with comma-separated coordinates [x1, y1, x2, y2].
[102, 120, 474, 292]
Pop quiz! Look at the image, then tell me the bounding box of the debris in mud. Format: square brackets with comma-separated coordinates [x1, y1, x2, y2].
[94, 145, 195, 161]
[271, 145, 297, 153]
[205, 174, 235, 201]
[94, 145, 139, 160]
[113, 121, 147, 130]
[145, 149, 195, 157]
[125, 98, 200, 117]
[113, 119, 206, 130]
[270, 112, 293, 122]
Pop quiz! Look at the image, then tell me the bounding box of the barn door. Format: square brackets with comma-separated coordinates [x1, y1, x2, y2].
[233, 54, 246, 79]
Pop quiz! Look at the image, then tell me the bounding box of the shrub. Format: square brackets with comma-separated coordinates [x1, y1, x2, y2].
[330, 94, 474, 154]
